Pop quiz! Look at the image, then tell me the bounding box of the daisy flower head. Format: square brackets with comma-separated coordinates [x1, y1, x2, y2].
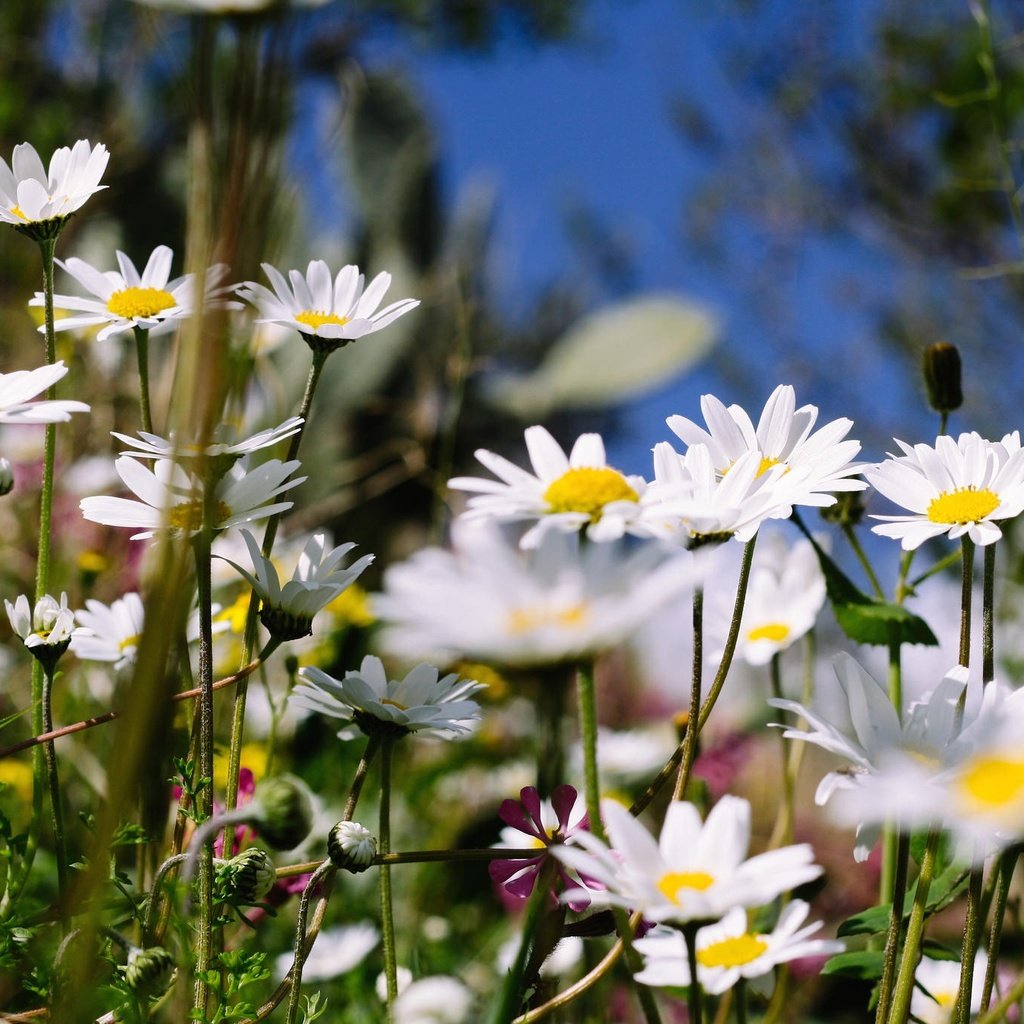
[375, 520, 695, 669]
[666, 385, 866, 513]
[0, 362, 89, 424]
[290, 655, 484, 741]
[864, 431, 1024, 549]
[32, 246, 241, 342]
[490, 784, 591, 910]
[448, 425, 649, 549]
[237, 261, 420, 354]
[80, 455, 304, 541]
[640, 442, 788, 547]
[0, 140, 108, 234]
[7, 592, 77, 667]
[911, 952, 987, 1024]
[634, 901, 843, 994]
[72, 592, 145, 672]
[552, 796, 824, 925]
[222, 528, 373, 641]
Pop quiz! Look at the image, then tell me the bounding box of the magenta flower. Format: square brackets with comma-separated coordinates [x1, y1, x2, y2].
[490, 784, 591, 911]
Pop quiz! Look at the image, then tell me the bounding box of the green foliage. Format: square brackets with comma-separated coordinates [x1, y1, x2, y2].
[821, 949, 886, 980]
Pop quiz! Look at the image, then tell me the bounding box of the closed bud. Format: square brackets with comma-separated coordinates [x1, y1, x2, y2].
[253, 774, 314, 850]
[328, 820, 377, 872]
[922, 342, 962, 414]
[0, 459, 13, 496]
[124, 946, 176, 999]
[217, 847, 276, 903]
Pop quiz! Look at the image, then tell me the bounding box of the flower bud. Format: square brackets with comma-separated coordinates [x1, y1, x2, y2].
[922, 342, 962, 415]
[328, 820, 377, 872]
[124, 946, 176, 999]
[217, 847, 276, 903]
[0, 459, 13, 496]
[253, 774, 313, 850]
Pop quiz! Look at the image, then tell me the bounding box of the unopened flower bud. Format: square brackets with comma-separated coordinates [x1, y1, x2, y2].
[217, 847, 276, 903]
[328, 820, 377, 872]
[253, 774, 313, 850]
[0, 459, 13, 496]
[124, 946, 176, 999]
[820, 489, 865, 526]
[922, 342, 962, 415]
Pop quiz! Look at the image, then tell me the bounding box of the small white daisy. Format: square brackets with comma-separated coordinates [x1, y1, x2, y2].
[864, 431, 1024, 549]
[273, 922, 379, 984]
[448, 424, 648, 549]
[32, 246, 240, 342]
[0, 140, 108, 227]
[237, 261, 419, 351]
[911, 952, 988, 1024]
[634, 901, 843, 994]
[290, 654, 484, 740]
[222, 528, 373, 640]
[72, 593, 145, 672]
[79, 455, 304, 540]
[391, 976, 474, 1024]
[110, 416, 302, 463]
[6, 593, 77, 652]
[553, 796, 824, 925]
[0, 361, 89, 424]
[666, 385, 866, 511]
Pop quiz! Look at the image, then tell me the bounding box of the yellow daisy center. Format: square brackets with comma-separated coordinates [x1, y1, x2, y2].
[757, 455, 781, 477]
[295, 310, 351, 331]
[507, 603, 589, 635]
[657, 870, 715, 905]
[543, 467, 639, 521]
[106, 286, 176, 319]
[119, 634, 141, 652]
[927, 487, 1000, 525]
[9, 205, 28, 222]
[934, 991, 956, 1009]
[697, 933, 769, 969]
[747, 622, 791, 643]
[957, 755, 1024, 809]
[167, 499, 231, 532]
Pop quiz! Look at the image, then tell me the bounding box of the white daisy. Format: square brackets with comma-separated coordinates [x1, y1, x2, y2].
[374, 520, 695, 669]
[911, 952, 988, 1024]
[864, 431, 1024, 549]
[221, 528, 373, 640]
[553, 796, 824, 925]
[72, 592, 145, 671]
[6, 593, 77, 652]
[111, 416, 302, 462]
[237, 261, 419, 351]
[639, 442, 788, 546]
[79, 455, 304, 541]
[666, 385, 866, 511]
[448, 425, 649, 548]
[273, 922, 379, 984]
[290, 654, 484, 740]
[391, 976, 474, 1024]
[0, 140, 108, 227]
[31, 246, 240, 342]
[0, 361, 89, 424]
[634, 901, 843, 994]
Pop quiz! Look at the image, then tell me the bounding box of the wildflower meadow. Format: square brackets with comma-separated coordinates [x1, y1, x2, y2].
[4, 2, 1024, 1023]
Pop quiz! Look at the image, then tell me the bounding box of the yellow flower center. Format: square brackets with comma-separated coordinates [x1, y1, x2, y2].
[747, 622, 791, 643]
[119, 634, 141, 652]
[934, 990, 956, 1009]
[957, 755, 1024, 809]
[9, 205, 27, 222]
[657, 870, 715, 905]
[542, 467, 639, 521]
[757, 455, 781, 477]
[77, 550, 108, 575]
[167, 499, 231, 532]
[927, 487, 1000, 525]
[696, 933, 769, 969]
[507, 603, 589, 635]
[380, 697, 409, 711]
[106, 286, 176, 320]
[295, 311, 351, 331]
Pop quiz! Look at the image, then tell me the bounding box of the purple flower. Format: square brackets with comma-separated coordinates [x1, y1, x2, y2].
[490, 784, 592, 911]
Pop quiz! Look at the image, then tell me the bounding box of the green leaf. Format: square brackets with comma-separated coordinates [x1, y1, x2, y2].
[921, 938, 961, 961]
[926, 864, 970, 914]
[821, 950, 886, 980]
[837, 904, 892, 937]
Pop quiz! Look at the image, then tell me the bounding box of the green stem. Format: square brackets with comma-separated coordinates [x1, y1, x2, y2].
[285, 859, 335, 1024]
[674, 585, 703, 802]
[874, 831, 911, 1024]
[766, 653, 795, 849]
[36, 235, 57, 601]
[535, 667, 568, 799]
[576, 661, 604, 841]
[888, 830, 942, 1024]
[959, 537, 975, 670]
[842, 522, 885, 599]
[379, 737, 398, 1022]
[982, 543, 995, 684]
[224, 348, 329, 818]
[41, 663, 69, 935]
[981, 849, 1019, 1013]
[881, 636, 903, 904]
[683, 921, 704, 1024]
[133, 326, 154, 434]
[734, 977, 748, 1024]
[953, 866, 985, 1024]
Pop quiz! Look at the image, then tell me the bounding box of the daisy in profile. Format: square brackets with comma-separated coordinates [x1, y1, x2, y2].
[864, 432, 1024, 549]
[6, 593, 77, 656]
[290, 655, 483, 740]
[32, 246, 239, 342]
[0, 140, 108, 228]
[237, 261, 419, 352]
[552, 796, 823, 925]
[634, 901, 842, 994]
[666, 385, 866, 513]
[0, 362, 89, 423]
[73, 592, 145, 672]
[375, 521, 694, 669]
[449, 425, 648, 548]
[80, 455, 304, 540]
[111, 416, 302, 464]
